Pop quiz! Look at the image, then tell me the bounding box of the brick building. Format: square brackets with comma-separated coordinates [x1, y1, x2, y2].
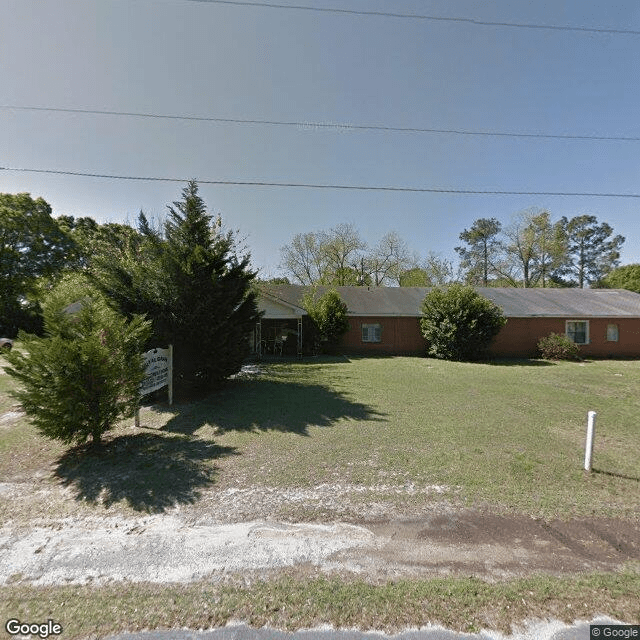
[256, 285, 640, 358]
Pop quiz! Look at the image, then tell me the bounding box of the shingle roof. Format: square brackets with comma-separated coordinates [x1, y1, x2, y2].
[260, 285, 640, 318]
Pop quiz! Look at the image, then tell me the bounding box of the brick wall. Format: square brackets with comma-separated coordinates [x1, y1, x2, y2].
[340, 315, 640, 358]
[341, 316, 427, 355]
[489, 317, 640, 358]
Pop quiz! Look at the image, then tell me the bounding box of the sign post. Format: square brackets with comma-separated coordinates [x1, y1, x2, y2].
[135, 345, 173, 426]
[167, 344, 173, 405]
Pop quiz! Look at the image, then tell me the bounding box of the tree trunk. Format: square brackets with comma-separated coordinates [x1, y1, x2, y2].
[91, 427, 103, 449]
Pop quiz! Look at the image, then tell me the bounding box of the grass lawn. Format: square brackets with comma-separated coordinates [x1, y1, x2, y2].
[1, 355, 639, 520]
[1, 354, 639, 635]
[199, 355, 640, 520]
[2, 571, 639, 638]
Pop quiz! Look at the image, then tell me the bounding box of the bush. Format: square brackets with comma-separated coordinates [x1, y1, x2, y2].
[420, 284, 506, 361]
[303, 289, 350, 352]
[537, 333, 581, 360]
[5, 275, 150, 447]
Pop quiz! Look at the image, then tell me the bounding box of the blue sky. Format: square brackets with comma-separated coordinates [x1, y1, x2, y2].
[1, 0, 639, 279]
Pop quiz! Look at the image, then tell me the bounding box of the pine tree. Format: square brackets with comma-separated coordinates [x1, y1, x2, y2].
[5, 275, 150, 447]
[455, 218, 502, 286]
[91, 181, 260, 395]
[559, 215, 625, 288]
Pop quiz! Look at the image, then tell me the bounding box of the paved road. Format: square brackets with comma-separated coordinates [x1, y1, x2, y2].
[105, 618, 624, 640]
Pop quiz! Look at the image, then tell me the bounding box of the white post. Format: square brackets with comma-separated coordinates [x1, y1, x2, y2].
[168, 344, 173, 405]
[584, 411, 597, 472]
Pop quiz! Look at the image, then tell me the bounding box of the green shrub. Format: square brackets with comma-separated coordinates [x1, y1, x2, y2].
[537, 332, 581, 361]
[303, 289, 350, 352]
[420, 284, 506, 361]
[5, 275, 150, 447]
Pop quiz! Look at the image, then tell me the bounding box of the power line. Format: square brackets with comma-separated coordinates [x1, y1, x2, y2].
[186, 0, 640, 36]
[2, 166, 640, 198]
[2, 105, 639, 142]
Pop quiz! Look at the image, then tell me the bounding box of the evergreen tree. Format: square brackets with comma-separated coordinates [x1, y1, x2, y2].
[0, 192, 73, 335]
[559, 215, 625, 288]
[454, 218, 502, 286]
[92, 181, 260, 395]
[5, 274, 150, 447]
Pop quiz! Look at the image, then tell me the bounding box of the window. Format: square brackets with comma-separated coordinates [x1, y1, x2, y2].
[361, 323, 381, 343]
[606, 324, 619, 342]
[566, 320, 589, 345]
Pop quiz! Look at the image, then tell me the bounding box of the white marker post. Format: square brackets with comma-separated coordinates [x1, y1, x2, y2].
[584, 411, 597, 472]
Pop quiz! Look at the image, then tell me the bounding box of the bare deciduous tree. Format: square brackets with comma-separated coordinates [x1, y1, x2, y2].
[279, 231, 326, 285]
[368, 231, 418, 286]
[320, 223, 367, 285]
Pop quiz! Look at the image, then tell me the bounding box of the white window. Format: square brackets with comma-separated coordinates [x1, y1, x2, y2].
[566, 320, 589, 345]
[361, 323, 381, 343]
[606, 324, 619, 342]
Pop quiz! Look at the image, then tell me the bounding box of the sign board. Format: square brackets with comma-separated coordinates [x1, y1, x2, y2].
[140, 345, 173, 403]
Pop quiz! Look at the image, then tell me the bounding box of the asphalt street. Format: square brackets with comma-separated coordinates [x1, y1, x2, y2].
[104, 618, 625, 640]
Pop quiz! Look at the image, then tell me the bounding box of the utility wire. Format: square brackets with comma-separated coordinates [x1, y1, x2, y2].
[186, 0, 640, 36]
[2, 166, 640, 198]
[2, 105, 638, 142]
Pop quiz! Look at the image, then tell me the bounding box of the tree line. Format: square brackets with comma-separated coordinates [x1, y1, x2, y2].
[278, 223, 455, 287]
[278, 209, 629, 290]
[455, 209, 624, 288]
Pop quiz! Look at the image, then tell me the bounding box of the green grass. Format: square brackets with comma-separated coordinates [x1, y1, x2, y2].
[199, 356, 640, 519]
[2, 569, 639, 638]
[2, 355, 639, 635]
[0, 363, 17, 415]
[0, 356, 639, 519]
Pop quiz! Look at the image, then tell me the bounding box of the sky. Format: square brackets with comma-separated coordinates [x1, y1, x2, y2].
[1, 0, 640, 279]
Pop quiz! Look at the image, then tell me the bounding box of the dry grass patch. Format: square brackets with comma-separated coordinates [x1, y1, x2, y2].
[2, 569, 639, 638]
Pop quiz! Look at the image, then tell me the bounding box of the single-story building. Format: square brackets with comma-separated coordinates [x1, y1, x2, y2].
[256, 285, 640, 358]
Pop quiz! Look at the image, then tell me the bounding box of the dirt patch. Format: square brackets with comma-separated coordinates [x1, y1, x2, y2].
[0, 478, 462, 525]
[0, 517, 379, 586]
[191, 484, 456, 523]
[346, 512, 640, 581]
[1, 496, 638, 586]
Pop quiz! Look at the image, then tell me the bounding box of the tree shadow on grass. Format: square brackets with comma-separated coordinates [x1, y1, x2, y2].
[484, 358, 557, 367]
[156, 377, 386, 437]
[53, 432, 238, 513]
